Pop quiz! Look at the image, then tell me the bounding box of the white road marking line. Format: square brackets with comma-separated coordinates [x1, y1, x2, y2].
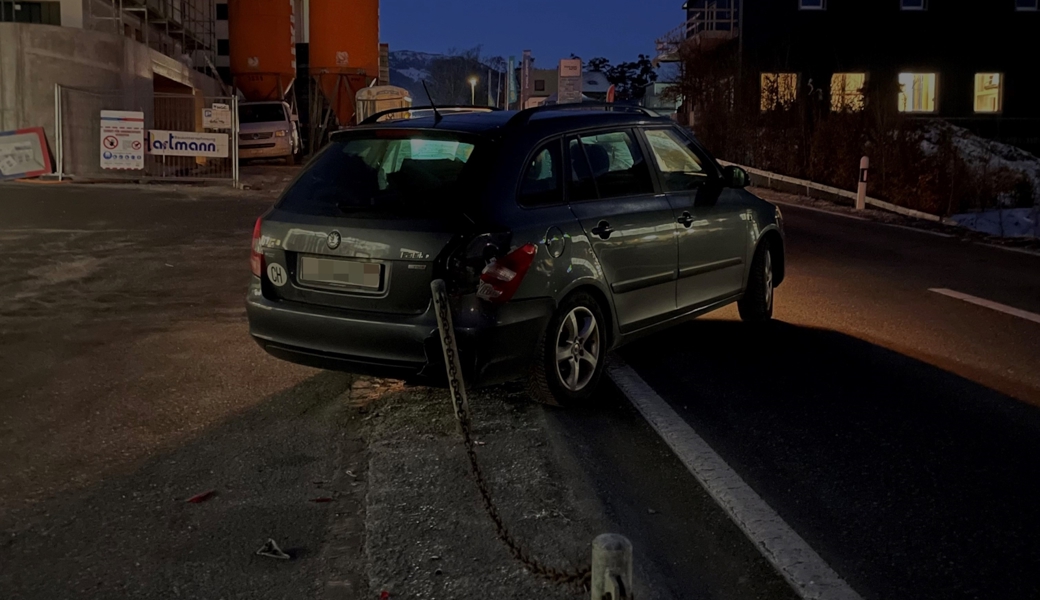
[608, 360, 864, 600]
[929, 288, 1040, 325]
[877, 223, 954, 238]
[976, 243, 1040, 258]
[774, 200, 955, 237]
[770, 200, 868, 221]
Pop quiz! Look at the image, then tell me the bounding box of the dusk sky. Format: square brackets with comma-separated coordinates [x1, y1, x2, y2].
[382, 0, 681, 65]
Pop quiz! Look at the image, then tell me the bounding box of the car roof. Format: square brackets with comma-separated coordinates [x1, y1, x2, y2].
[344, 107, 673, 138]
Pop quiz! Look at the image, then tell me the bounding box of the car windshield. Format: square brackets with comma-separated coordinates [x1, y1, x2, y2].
[239, 104, 286, 123]
[277, 131, 484, 217]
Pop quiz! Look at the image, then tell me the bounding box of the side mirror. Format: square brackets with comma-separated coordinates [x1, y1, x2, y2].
[723, 165, 750, 189]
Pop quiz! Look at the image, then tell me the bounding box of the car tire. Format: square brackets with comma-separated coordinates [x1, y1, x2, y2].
[738, 240, 775, 323]
[285, 153, 296, 166]
[529, 291, 607, 407]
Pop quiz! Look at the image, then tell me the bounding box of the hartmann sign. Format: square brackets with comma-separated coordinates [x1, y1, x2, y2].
[148, 131, 229, 158]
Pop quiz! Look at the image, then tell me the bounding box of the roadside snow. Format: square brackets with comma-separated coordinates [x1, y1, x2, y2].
[920, 121, 1040, 205]
[950, 208, 1040, 238]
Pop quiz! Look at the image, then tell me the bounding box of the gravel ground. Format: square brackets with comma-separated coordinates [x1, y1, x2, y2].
[350, 381, 605, 600]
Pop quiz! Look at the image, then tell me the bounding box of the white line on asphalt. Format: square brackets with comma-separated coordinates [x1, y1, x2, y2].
[929, 288, 1040, 325]
[772, 200, 957, 238]
[976, 243, 1040, 258]
[877, 223, 954, 238]
[770, 200, 868, 221]
[608, 360, 864, 600]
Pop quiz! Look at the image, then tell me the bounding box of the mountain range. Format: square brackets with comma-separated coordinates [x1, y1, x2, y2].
[388, 50, 441, 99]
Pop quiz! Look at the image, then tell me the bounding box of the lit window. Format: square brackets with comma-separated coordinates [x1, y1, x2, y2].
[901, 0, 927, 9]
[831, 73, 866, 112]
[1015, 0, 1038, 10]
[799, 0, 826, 9]
[898, 72, 937, 113]
[761, 73, 798, 111]
[974, 73, 1003, 113]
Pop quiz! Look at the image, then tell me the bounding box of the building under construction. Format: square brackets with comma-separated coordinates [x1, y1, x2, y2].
[1, 0, 226, 148]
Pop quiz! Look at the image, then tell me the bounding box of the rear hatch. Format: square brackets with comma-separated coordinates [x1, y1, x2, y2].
[259, 129, 490, 315]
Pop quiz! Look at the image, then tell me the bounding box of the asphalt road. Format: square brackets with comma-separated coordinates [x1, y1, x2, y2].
[0, 179, 367, 599]
[609, 201, 1040, 600]
[4, 178, 1039, 600]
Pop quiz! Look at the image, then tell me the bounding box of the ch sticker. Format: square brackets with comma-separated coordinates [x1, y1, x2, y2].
[266, 263, 287, 287]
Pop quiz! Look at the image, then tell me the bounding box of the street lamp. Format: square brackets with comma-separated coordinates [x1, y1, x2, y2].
[468, 76, 478, 105]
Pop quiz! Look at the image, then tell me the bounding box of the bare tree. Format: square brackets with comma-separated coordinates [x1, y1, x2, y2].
[426, 46, 496, 106]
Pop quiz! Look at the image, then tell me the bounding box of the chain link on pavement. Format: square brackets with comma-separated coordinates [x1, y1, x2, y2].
[432, 282, 592, 592]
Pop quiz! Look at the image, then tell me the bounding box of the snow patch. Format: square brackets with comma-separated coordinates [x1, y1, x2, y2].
[396, 67, 430, 82]
[950, 208, 1040, 239]
[920, 121, 1040, 206]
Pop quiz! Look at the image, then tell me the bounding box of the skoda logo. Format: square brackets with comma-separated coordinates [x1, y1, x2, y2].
[327, 231, 341, 250]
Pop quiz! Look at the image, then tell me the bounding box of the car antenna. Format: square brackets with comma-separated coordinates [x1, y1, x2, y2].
[422, 80, 443, 125]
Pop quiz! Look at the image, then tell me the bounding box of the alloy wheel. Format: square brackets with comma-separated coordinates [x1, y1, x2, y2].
[554, 307, 601, 392]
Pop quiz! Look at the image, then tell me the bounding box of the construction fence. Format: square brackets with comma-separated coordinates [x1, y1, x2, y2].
[55, 84, 239, 185]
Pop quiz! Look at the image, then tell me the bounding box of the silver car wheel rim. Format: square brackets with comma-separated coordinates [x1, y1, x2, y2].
[554, 307, 600, 392]
[764, 250, 774, 309]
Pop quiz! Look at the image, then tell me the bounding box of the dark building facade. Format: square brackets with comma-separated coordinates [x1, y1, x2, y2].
[681, 0, 1040, 152]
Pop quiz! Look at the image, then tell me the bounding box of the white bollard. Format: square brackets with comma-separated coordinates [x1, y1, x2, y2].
[856, 155, 870, 211]
[591, 534, 633, 600]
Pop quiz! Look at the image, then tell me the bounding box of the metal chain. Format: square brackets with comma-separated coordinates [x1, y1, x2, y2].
[434, 286, 592, 592]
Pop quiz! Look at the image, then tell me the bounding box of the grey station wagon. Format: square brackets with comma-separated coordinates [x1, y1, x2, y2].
[246, 105, 784, 405]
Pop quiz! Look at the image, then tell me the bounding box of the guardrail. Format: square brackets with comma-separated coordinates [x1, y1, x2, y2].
[719, 159, 952, 224]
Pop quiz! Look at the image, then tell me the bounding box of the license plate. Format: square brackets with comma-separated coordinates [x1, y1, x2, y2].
[298, 255, 383, 289]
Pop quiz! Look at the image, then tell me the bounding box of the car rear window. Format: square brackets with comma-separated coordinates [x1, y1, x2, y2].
[277, 131, 486, 217]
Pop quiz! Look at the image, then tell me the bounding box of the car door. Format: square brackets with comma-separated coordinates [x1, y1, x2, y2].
[566, 129, 678, 331]
[641, 127, 748, 310]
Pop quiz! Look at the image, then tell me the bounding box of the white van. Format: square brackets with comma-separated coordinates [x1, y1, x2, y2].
[238, 101, 300, 165]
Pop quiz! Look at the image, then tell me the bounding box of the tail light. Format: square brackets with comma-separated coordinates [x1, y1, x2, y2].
[250, 218, 264, 277]
[477, 243, 538, 304]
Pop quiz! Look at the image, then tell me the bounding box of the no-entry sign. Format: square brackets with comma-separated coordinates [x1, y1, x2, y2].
[100, 111, 145, 170]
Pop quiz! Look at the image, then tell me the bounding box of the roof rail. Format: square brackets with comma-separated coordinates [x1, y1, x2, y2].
[504, 102, 661, 129]
[358, 105, 502, 126]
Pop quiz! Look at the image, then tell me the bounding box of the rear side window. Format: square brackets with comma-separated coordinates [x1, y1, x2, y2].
[278, 132, 483, 217]
[567, 130, 655, 201]
[644, 128, 710, 192]
[519, 141, 563, 207]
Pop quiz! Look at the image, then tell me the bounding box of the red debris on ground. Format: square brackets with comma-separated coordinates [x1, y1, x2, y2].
[186, 490, 216, 503]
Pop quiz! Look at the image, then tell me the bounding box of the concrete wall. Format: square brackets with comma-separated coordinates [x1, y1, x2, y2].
[0, 22, 227, 177]
[0, 22, 152, 145]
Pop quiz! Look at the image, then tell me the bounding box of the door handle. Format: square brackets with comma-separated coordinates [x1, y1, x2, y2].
[677, 211, 694, 228]
[591, 221, 614, 239]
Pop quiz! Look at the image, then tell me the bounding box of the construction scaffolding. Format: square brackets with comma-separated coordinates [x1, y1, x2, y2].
[86, 0, 217, 75]
[655, 0, 740, 64]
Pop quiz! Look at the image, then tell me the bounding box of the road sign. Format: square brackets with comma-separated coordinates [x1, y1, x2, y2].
[558, 59, 583, 104]
[0, 127, 52, 180]
[148, 130, 229, 158]
[203, 104, 232, 130]
[100, 110, 145, 170]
